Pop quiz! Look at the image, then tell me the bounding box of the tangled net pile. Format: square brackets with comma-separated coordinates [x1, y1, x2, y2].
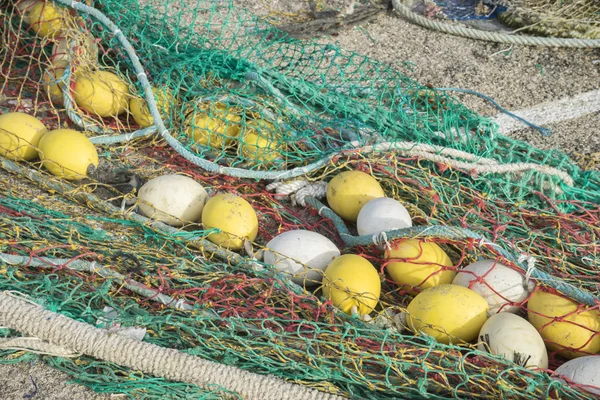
[431, 0, 600, 39]
[1, 0, 599, 399]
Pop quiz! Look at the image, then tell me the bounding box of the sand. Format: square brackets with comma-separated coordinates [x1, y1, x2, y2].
[1, 0, 598, 398]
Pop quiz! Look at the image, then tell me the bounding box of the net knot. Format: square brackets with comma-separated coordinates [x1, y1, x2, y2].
[372, 231, 392, 252]
[88, 261, 98, 273]
[518, 254, 537, 291]
[293, 181, 328, 207]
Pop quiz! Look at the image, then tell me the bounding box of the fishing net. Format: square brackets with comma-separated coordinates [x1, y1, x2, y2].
[427, 0, 600, 39]
[498, 0, 600, 39]
[1, 0, 599, 399]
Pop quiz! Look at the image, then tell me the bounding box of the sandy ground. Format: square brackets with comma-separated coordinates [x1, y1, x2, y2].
[1, 0, 599, 399]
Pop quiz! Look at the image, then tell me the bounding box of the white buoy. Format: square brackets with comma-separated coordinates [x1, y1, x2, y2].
[263, 230, 340, 285]
[477, 312, 548, 369]
[356, 197, 412, 236]
[452, 259, 533, 315]
[553, 356, 600, 395]
[138, 174, 208, 227]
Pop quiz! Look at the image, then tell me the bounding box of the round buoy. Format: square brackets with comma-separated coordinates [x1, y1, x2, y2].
[452, 259, 531, 315]
[263, 230, 340, 286]
[407, 284, 489, 344]
[384, 239, 455, 292]
[74, 70, 130, 118]
[201, 193, 259, 251]
[130, 87, 174, 128]
[0, 112, 47, 161]
[477, 312, 548, 369]
[42, 61, 68, 105]
[239, 120, 281, 166]
[137, 174, 208, 227]
[37, 129, 98, 180]
[326, 170, 385, 222]
[322, 254, 381, 317]
[356, 197, 412, 236]
[28, 1, 66, 38]
[553, 356, 600, 395]
[527, 287, 600, 359]
[184, 102, 241, 149]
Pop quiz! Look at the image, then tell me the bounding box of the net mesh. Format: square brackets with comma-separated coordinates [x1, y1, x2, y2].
[429, 0, 600, 39]
[498, 0, 600, 39]
[0, 0, 599, 399]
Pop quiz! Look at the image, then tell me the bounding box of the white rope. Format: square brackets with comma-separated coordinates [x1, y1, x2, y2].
[0, 337, 81, 358]
[391, 0, 600, 48]
[294, 181, 328, 207]
[372, 231, 392, 252]
[267, 180, 328, 206]
[0, 292, 345, 400]
[346, 140, 575, 187]
[518, 254, 538, 291]
[266, 180, 309, 195]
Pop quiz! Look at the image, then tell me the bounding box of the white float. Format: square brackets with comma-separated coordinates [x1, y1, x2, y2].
[452, 259, 532, 315]
[138, 174, 208, 227]
[356, 197, 412, 236]
[477, 312, 548, 369]
[263, 230, 340, 285]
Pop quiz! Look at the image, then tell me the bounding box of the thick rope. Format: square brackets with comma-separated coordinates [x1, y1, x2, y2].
[0, 337, 80, 358]
[0, 292, 346, 400]
[391, 0, 600, 48]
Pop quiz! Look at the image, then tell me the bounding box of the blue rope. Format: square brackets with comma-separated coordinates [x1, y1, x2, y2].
[437, 88, 553, 137]
[303, 196, 599, 307]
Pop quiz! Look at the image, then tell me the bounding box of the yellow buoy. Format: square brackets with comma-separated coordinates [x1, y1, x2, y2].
[326, 170, 385, 222]
[74, 70, 130, 118]
[384, 239, 455, 292]
[15, 0, 43, 25]
[184, 102, 241, 148]
[42, 61, 68, 105]
[37, 129, 98, 180]
[527, 287, 600, 359]
[407, 284, 489, 344]
[28, 1, 65, 38]
[130, 87, 174, 128]
[0, 112, 47, 161]
[239, 123, 281, 166]
[322, 254, 381, 317]
[201, 193, 258, 251]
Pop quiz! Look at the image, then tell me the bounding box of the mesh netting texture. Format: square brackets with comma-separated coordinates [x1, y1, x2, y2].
[1, 0, 599, 399]
[429, 0, 600, 39]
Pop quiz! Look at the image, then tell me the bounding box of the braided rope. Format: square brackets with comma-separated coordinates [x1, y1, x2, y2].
[0, 292, 346, 400]
[0, 337, 80, 358]
[391, 0, 600, 48]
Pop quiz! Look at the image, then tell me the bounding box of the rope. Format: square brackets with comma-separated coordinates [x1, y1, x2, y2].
[391, 0, 600, 48]
[0, 337, 80, 358]
[437, 88, 553, 137]
[344, 140, 575, 187]
[0, 292, 346, 400]
[267, 180, 328, 206]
